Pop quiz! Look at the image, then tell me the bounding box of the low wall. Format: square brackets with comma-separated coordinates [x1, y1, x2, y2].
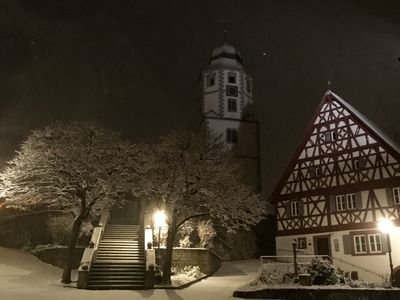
[31, 245, 85, 269]
[233, 287, 400, 300]
[156, 248, 221, 275]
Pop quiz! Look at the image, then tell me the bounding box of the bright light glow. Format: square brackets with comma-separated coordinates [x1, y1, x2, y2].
[378, 218, 394, 234]
[153, 210, 167, 228]
[144, 226, 153, 248]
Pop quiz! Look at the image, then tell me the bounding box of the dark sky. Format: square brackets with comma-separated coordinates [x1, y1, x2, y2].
[0, 0, 399, 196]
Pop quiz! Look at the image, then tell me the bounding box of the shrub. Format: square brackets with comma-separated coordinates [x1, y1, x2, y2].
[306, 257, 339, 285]
[197, 220, 216, 248]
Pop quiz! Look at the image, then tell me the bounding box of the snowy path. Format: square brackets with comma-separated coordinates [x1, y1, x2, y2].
[0, 247, 261, 300]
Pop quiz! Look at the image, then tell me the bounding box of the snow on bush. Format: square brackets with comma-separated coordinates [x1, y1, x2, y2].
[306, 257, 339, 285]
[197, 220, 216, 248]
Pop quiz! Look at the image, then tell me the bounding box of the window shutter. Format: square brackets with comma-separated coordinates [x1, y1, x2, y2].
[309, 167, 316, 179]
[381, 233, 388, 253]
[299, 200, 305, 216]
[355, 192, 362, 209]
[329, 195, 336, 213]
[386, 188, 394, 206]
[342, 234, 352, 255]
[285, 201, 292, 218]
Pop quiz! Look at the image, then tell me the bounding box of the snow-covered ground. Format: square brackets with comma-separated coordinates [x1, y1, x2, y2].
[0, 247, 260, 300]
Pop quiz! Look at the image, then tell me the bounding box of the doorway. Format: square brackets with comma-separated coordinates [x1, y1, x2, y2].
[313, 235, 331, 258]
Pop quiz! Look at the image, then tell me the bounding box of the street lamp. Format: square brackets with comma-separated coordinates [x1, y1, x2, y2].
[378, 218, 395, 285]
[153, 210, 167, 250]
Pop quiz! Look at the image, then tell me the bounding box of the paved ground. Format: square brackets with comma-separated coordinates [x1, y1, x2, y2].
[0, 247, 261, 300]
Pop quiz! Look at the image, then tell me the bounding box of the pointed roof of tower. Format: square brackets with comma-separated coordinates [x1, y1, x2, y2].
[208, 43, 243, 68]
[271, 90, 400, 200]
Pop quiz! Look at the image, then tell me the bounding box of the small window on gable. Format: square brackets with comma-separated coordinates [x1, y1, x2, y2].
[309, 166, 321, 178]
[228, 72, 236, 84]
[206, 73, 216, 87]
[392, 187, 400, 205]
[227, 98, 237, 112]
[323, 130, 336, 143]
[354, 157, 367, 170]
[290, 201, 300, 217]
[226, 128, 238, 144]
[297, 237, 307, 249]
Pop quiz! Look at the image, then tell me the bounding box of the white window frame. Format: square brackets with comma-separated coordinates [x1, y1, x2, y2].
[336, 195, 346, 211]
[353, 235, 367, 254]
[346, 194, 356, 210]
[393, 187, 400, 205]
[290, 201, 300, 217]
[368, 234, 382, 253]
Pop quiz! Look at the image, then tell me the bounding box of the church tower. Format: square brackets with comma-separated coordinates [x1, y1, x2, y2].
[201, 43, 261, 188]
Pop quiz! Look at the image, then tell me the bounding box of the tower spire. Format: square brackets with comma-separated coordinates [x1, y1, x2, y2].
[219, 19, 229, 44]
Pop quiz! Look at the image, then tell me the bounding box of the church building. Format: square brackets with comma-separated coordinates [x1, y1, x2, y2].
[200, 43, 261, 188]
[271, 90, 400, 283]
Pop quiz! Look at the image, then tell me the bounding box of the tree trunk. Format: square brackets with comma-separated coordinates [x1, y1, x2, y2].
[61, 216, 83, 283]
[161, 211, 177, 284]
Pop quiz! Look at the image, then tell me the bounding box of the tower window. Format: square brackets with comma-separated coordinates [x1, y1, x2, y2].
[353, 157, 367, 170]
[228, 72, 236, 84]
[227, 98, 237, 112]
[206, 73, 216, 87]
[226, 128, 238, 144]
[226, 85, 238, 97]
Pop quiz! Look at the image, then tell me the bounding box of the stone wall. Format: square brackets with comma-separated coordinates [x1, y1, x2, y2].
[233, 287, 400, 300]
[31, 246, 85, 269]
[156, 248, 221, 275]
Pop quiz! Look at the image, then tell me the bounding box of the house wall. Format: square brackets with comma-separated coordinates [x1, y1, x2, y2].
[276, 226, 400, 283]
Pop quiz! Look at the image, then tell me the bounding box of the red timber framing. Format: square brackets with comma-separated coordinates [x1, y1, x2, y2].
[272, 90, 400, 236]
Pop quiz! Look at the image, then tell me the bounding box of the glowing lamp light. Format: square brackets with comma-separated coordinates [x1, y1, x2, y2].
[153, 210, 167, 228]
[378, 218, 394, 234]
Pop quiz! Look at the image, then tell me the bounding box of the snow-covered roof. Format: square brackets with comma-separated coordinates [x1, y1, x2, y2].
[208, 43, 243, 68]
[327, 90, 400, 154]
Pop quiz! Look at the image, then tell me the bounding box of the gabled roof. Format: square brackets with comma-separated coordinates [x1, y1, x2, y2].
[270, 90, 400, 201]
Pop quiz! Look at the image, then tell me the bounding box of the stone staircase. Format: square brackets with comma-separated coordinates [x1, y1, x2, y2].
[87, 224, 145, 289]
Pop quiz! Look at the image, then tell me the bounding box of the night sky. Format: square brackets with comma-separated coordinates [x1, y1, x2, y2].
[0, 0, 399, 196]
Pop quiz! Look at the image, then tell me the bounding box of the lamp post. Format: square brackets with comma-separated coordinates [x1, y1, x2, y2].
[153, 210, 167, 250]
[378, 218, 394, 285]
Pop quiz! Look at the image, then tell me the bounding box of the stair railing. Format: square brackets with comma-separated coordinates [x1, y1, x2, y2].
[77, 211, 110, 289]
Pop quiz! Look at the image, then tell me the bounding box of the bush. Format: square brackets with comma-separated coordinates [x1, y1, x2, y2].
[306, 257, 339, 285]
[197, 220, 216, 248]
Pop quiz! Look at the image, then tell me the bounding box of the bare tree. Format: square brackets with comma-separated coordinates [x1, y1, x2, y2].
[141, 130, 266, 284]
[0, 122, 139, 283]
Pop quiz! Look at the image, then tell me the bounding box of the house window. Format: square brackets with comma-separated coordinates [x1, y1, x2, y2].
[336, 195, 346, 211]
[309, 166, 321, 178]
[323, 130, 336, 142]
[297, 237, 307, 249]
[290, 201, 300, 217]
[346, 194, 356, 209]
[354, 158, 367, 170]
[227, 98, 237, 112]
[226, 128, 238, 144]
[393, 187, 400, 205]
[368, 234, 382, 253]
[206, 73, 216, 87]
[353, 235, 367, 254]
[228, 72, 236, 84]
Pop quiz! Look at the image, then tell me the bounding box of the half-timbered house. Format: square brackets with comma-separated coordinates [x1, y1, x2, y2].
[271, 90, 400, 283]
